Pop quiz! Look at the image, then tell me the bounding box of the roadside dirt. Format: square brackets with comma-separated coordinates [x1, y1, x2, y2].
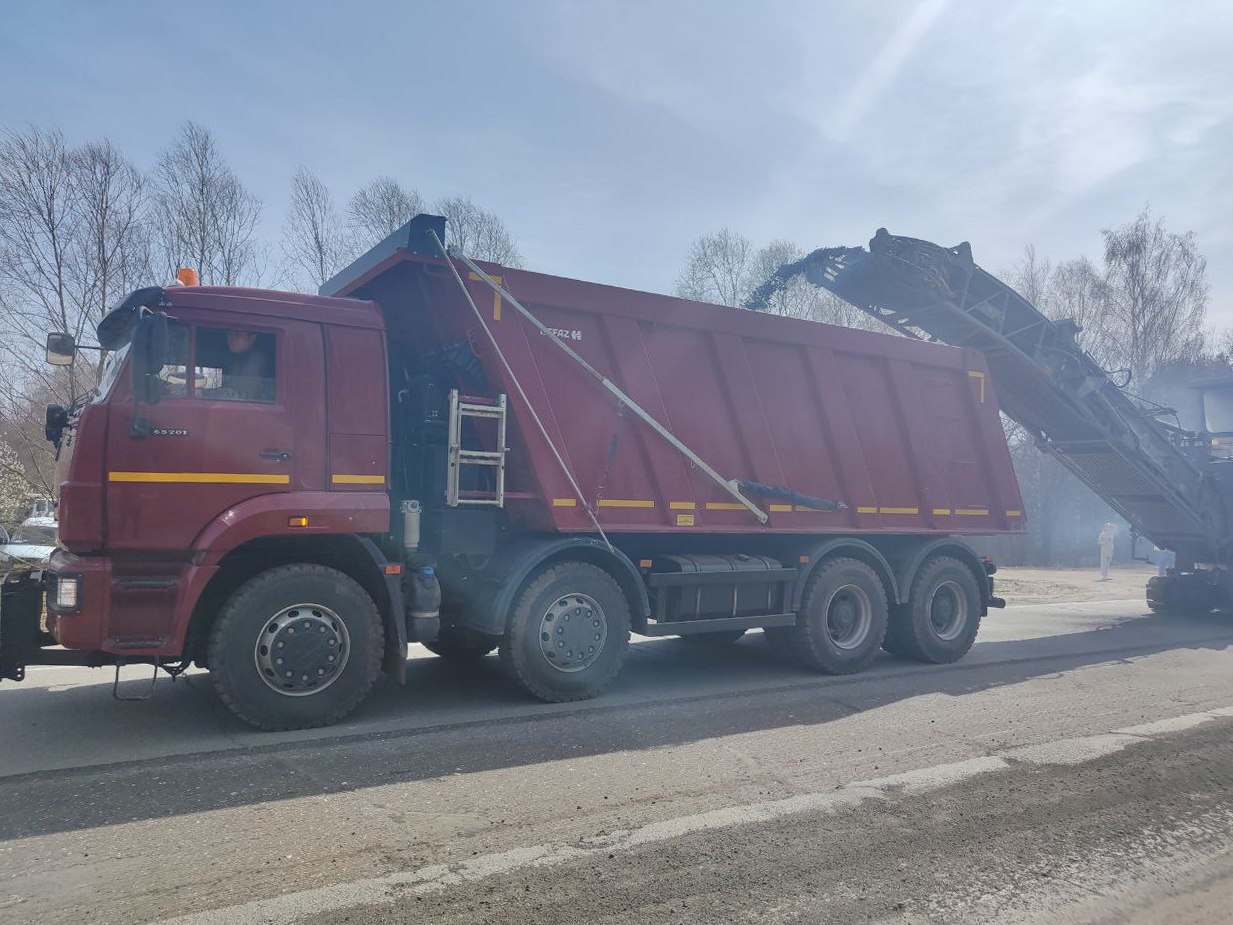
[994, 565, 1156, 605]
[297, 719, 1233, 925]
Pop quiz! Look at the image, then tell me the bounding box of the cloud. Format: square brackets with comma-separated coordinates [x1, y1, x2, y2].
[828, 0, 953, 140]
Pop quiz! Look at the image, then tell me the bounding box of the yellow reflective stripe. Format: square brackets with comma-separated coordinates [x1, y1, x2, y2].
[468, 271, 503, 320]
[878, 507, 919, 515]
[1005, 509, 1023, 517]
[108, 471, 290, 484]
[331, 474, 386, 485]
[968, 370, 986, 403]
[704, 502, 746, 511]
[932, 508, 952, 516]
[856, 506, 878, 514]
[552, 497, 577, 507]
[597, 499, 655, 508]
[769, 504, 793, 512]
[668, 501, 696, 510]
[955, 508, 989, 516]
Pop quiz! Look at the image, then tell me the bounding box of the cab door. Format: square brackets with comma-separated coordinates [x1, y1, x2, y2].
[104, 314, 326, 552]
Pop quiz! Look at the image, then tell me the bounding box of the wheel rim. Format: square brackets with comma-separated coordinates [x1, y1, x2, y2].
[253, 603, 350, 696]
[928, 580, 967, 641]
[539, 592, 606, 673]
[824, 584, 873, 650]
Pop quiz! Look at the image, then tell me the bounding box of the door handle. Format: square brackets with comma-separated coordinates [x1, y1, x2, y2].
[260, 449, 291, 461]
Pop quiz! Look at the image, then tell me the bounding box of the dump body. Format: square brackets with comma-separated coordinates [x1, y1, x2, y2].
[328, 243, 1025, 539]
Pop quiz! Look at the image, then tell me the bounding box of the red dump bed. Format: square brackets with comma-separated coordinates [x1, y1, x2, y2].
[333, 249, 1024, 538]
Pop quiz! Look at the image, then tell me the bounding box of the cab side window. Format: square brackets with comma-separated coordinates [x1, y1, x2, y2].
[156, 320, 191, 398]
[195, 328, 277, 403]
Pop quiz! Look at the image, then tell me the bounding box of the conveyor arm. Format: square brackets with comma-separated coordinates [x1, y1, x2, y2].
[747, 229, 1228, 561]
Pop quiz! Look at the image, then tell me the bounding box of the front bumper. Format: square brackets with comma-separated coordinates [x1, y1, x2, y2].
[45, 548, 111, 650]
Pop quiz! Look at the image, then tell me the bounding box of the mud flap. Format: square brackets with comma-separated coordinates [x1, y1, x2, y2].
[1, 572, 45, 682]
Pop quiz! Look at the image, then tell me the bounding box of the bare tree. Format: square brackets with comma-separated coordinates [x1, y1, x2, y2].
[435, 195, 523, 266]
[0, 128, 83, 351]
[1100, 208, 1208, 383]
[750, 240, 812, 318]
[1050, 256, 1107, 355]
[348, 176, 423, 245]
[151, 122, 261, 285]
[1009, 245, 1053, 314]
[73, 140, 150, 325]
[282, 167, 347, 290]
[0, 128, 150, 497]
[0, 128, 147, 385]
[676, 228, 754, 307]
[679, 231, 889, 334]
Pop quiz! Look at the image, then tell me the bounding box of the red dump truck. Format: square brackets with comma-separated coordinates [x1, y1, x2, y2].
[1, 215, 1023, 729]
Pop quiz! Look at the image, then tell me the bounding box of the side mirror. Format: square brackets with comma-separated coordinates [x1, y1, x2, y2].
[45, 332, 76, 366]
[129, 310, 169, 406]
[45, 404, 68, 445]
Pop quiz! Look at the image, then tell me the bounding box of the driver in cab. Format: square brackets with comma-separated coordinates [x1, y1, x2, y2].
[204, 329, 275, 402]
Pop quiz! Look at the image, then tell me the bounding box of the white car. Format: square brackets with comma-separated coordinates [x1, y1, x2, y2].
[0, 520, 56, 571]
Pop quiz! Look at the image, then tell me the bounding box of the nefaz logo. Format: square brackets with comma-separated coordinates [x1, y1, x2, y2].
[152, 428, 189, 437]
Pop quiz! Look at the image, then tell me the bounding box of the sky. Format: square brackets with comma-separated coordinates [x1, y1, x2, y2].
[3, 0, 1231, 322]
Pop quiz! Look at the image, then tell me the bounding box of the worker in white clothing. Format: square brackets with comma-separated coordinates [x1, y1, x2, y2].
[1098, 522, 1117, 581]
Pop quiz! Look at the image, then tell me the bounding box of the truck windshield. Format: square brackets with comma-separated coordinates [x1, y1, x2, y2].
[91, 343, 130, 404]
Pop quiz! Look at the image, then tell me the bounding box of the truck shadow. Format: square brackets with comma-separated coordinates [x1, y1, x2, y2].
[2, 608, 1231, 841]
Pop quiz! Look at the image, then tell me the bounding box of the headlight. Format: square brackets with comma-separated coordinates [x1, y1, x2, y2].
[56, 576, 79, 610]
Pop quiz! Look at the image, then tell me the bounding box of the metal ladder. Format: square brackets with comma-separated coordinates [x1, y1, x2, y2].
[446, 389, 508, 507]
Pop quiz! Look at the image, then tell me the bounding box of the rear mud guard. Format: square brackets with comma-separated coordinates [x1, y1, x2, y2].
[1, 572, 46, 682]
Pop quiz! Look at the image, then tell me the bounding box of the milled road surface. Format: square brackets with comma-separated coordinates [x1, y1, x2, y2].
[1, 594, 1231, 924]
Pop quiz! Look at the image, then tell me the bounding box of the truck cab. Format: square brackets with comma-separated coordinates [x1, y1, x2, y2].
[6, 282, 412, 728]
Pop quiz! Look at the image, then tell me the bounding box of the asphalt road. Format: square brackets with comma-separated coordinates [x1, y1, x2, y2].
[1, 595, 1231, 924]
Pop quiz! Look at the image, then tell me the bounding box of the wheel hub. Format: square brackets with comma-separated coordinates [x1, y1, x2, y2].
[254, 604, 350, 696]
[825, 584, 872, 650]
[929, 581, 967, 641]
[539, 593, 606, 673]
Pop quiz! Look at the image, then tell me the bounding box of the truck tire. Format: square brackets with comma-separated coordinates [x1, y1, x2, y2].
[788, 557, 887, 674]
[885, 556, 981, 664]
[1145, 574, 1216, 615]
[208, 564, 384, 731]
[500, 561, 631, 702]
[424, 626, 498, 661]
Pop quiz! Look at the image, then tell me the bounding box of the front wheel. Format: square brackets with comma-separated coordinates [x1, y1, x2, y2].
[500, 561, 631, 702]
[208, 564, 384, 731]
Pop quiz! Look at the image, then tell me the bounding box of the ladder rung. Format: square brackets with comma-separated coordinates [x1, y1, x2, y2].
[457, 456, 502, 466]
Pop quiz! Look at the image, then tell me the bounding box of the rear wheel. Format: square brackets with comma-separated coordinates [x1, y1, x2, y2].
[885, 556, 982, 663]
[789, 557, 888, 674]
[500, 562, 631, 702]
[208, 564, 384, 731]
